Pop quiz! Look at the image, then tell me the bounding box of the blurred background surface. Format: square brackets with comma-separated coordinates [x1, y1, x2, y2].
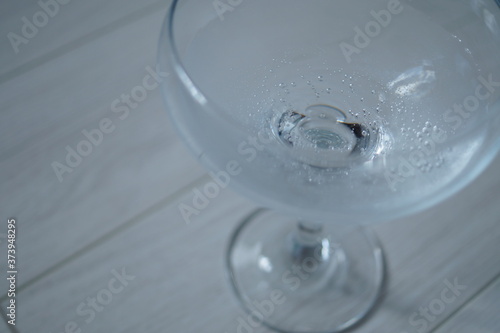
[0, 0, 499, 332]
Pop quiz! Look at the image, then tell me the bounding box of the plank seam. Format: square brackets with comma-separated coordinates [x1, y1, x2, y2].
[0, 309, 19, 333]
[0, 0, 166, 85]
[0, 173, 210, 302]
[429, 270, 500, 333]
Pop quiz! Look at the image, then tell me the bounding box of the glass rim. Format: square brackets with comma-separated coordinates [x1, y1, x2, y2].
[162, 0, 500, 147]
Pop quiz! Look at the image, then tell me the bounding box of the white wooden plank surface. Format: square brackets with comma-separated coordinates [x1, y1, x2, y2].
[0, 0, 165, 80]
[5, 190, 258, 333]
[7, 154, 500, 333]
[1, 1, 499, 332]
[434, 276, 500, 333]
[0, 8, 205, 295]
[0, 316, 12, 333]
[356, 154, 500, 333]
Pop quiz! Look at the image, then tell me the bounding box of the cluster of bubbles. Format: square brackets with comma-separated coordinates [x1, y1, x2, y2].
[272, 70, 391, 118]
[269, 70, 400, 170]
[398, 120, 447, 173]
[244, 61, 450, 188]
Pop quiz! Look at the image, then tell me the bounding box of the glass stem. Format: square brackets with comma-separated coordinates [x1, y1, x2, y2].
[289, 220, 331, 265]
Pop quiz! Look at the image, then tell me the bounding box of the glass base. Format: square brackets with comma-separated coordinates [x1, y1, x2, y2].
[226, 209, 385, 333]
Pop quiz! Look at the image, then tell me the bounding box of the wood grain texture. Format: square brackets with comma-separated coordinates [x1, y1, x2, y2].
[1, 1, 500, 332]
[6, 155, 500, 333]
[434, 276, 500, 333]
[0, 8, 205, 295]
[6, 190, 258, 333]
[0, 0, 165, 80]
[357, 154, 500, 333]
